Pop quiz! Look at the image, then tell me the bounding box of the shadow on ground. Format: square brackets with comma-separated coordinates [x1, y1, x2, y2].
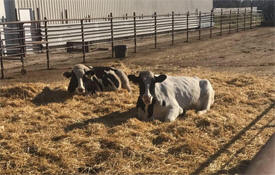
[64, 108, 137, 132]
[32, 86, 72, 105]
[190, 102, 275, 175]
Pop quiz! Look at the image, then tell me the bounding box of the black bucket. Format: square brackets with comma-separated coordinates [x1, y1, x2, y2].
[114, 45, 127, 58]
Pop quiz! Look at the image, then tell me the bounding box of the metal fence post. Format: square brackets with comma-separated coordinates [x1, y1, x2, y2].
[37, 8, 41, 21]
[65, 9, 68, 24]
[19, 23, 25, 70]
[244, 8, 246, 31]
[44, 17, 50, 69]
[110, 12, 114, 58]
[133, 12, 137, 53]
[154, 12, 157, 48]
[186, 11, 189, 42]
[80, 19, 86, 63]
[210, 9, 213, 38]
[250, 4, 253, 29]
[199, 11, 201, 40]
[229, 10, 232, 33]
[0, 30, 4, 79]
[14, 8, 18, 21]
[220, 9, 223, 36]
[237, 8, 239, 32]
[61, 11, 64, 24]
[36, 8, 43, 52]
[172, 11, 174, 45]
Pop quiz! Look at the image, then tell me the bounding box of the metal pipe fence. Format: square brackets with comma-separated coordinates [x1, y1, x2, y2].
[0, 8, 263, 79]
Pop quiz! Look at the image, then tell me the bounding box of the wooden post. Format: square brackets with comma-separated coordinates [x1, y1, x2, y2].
[229, 10, 232, 33]
[186, 11, 189, 42]
[0, 30, 4, 79]
[154, 12, 157, 48]
[220, 9, 223, 36]
[133, 12, 137, 53]
[210, 9, 213, 38]
[110, 13, 114, 58]
[172, 11, 175, 45]
[199, 11, 201, 40]
[237, 8, 239, 32]
[44, 17, 50, 69]
[81, 19, 86, 63]
[244, 8, 246, 31]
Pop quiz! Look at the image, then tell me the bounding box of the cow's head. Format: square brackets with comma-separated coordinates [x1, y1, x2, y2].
[128, 71, 167, 105]
[63, 64, 92, 94]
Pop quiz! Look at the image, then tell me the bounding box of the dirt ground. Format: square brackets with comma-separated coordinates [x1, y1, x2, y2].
[0, 27, 274, 174]
[1, 27, 275, 84]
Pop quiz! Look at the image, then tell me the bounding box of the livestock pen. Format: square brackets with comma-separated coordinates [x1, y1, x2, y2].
[0, 8, 263, 78]
[0, 22, 274, 175]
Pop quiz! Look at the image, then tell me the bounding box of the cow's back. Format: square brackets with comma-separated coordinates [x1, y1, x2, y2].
[155, 76, 202, 110]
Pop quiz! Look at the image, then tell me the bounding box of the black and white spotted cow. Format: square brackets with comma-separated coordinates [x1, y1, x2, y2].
[63, 64, 131, 94]
[128, 71, 215, 122]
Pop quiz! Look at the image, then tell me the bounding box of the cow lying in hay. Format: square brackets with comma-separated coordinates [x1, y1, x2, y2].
[128, 71, 215, 122]
[63, 64, 131, 94]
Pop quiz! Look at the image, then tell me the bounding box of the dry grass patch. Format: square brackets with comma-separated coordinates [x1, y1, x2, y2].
[0, 66, 274, 174]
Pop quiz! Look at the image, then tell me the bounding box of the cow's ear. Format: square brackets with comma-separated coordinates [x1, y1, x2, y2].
[85, 70, 95, 77]
[63, 71, 72, 78]
[155, 74, 167, 83]
[128, 74, 139, 83]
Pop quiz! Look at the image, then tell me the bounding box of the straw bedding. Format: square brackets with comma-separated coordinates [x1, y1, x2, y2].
[0, 64, 274, 174]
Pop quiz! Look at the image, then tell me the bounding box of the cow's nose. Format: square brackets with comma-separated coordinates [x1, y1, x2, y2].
[142, 95, 152, 105]
[78, 88, 85, 93]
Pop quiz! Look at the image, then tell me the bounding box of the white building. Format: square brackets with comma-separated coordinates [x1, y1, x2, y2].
[1, 0, 213, 21]
[0, 0, 213, 54]
[0, 0, 5, 19]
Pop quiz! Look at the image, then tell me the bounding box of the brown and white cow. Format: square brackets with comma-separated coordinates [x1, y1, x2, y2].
[128, 71, 214, 122]
[63, 64, 131, 94]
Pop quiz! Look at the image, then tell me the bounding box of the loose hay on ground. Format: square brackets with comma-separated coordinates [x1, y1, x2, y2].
[0, 67, 274, 174]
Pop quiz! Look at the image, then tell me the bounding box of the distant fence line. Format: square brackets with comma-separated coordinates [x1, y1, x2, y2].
[0, 8, 263, 79]
[214, 0, 275, 26]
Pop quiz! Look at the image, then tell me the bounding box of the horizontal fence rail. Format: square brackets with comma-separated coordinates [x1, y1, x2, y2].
[0, 8, 263, 79]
